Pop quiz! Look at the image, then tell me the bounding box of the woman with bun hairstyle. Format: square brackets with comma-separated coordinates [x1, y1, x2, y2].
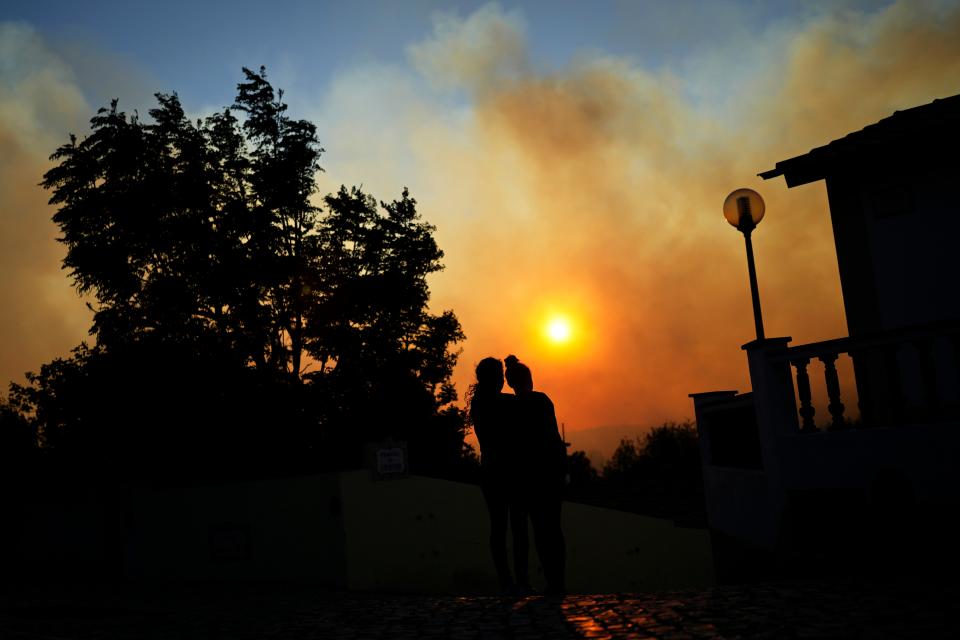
[504, 354, 567, 595]
[467, 356, 530, 593]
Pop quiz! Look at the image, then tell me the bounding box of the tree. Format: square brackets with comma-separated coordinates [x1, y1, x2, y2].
[305, 186, 470, 475]
[589, 421, 705, 523]
[602, 421, 700, 480]
[40, 67, 325, 377]
[566, 450, 598, 489]
[602, 437, 646, 483]
[233, 67, 325, 377]
[10, 67, 472, 485]
[0, 391, 38, 478]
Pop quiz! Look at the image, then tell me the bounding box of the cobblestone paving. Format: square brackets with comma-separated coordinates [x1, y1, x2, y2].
[1, 578, 956, 639]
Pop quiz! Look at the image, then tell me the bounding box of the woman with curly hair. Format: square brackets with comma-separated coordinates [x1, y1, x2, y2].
[467, 356, 530, 593]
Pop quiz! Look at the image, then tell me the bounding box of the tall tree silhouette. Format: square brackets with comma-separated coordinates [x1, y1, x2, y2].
[233, 66, 324, 378]
[41, 67, 325, 377]
[309, 186, 469, 473]
[598, 422, 704, 522]
[5, 67, 471, 484]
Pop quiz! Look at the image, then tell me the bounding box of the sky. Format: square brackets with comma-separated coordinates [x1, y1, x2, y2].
[2, 0, 960, 463]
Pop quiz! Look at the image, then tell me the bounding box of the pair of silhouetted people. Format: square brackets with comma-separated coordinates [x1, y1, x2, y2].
[468, 355, 567, 595]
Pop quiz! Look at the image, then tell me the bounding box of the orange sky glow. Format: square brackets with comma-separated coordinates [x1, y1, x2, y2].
[2, 2, 960, 463]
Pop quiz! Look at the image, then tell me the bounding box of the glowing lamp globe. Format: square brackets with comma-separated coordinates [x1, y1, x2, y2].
[723, 188, 765, 231]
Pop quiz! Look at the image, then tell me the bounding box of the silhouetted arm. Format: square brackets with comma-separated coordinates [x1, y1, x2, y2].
[544, 397, 561, 442]
[540, 394, 567, 476]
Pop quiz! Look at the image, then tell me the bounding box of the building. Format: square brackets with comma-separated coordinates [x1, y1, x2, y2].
[690, 95, 960, 580]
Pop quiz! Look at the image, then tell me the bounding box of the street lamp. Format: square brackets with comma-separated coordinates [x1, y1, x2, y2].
[723, 188, 766, 341]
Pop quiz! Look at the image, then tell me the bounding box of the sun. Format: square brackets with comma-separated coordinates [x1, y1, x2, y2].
[545, 316, 573, 345]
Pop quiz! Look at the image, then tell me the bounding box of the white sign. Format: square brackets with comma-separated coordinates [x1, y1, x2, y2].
[377, 447, 406, 475]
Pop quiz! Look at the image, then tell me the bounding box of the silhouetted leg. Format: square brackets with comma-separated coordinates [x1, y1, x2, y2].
[482, 482, 513, 589]
[548, 496, 566, 593]
[509, 501, 530, 587]
[528, 496, 550, 588]
[530, 488, 566, 594]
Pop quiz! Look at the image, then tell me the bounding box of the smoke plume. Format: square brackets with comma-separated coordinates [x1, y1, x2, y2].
[3, 2, 960, 459]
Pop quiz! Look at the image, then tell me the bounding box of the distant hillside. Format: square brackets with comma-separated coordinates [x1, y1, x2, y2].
[465, 423, 650, 469]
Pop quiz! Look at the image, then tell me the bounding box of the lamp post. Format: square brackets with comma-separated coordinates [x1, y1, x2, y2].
[723, 188, 766, 341]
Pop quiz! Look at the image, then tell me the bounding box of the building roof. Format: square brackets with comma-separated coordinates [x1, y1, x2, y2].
[759, 93, 960, 187]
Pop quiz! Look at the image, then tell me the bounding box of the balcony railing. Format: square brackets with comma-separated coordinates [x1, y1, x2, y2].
[774, 322, 960, 432]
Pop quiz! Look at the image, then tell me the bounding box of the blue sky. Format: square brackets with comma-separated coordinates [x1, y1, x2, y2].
[5, 0, 893, 112]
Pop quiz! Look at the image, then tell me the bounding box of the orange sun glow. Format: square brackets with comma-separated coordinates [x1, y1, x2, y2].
[545, 316, 573, 345]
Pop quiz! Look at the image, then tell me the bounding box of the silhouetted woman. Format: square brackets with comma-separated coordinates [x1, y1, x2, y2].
[467, 357, 530, 593]
[504, 354, 567, 595]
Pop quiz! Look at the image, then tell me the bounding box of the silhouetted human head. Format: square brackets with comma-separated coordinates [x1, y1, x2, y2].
[504, 355, 533, 393]
[474, 356, 505, 393]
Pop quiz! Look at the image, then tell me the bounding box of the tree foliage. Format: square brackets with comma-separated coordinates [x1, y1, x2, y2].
[3, 67, 473, 485]
[40, 67, 327, 375]
[564, 449, 599, 493]
[602, 421, 703, 522]
[563, 422, 705, 524]
[602, 421, 701, 487]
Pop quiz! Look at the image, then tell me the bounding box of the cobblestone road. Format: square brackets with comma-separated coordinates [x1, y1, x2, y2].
[1, 578, 956, 639]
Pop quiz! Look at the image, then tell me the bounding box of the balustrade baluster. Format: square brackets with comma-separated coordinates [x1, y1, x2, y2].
[953, 332, 960, 413]
[950, 331, 960, 419]
[913, 338, 940, 420]
[819, 353, 846, 430]
[849, 349, 873, 427]
[883, 345, 905, 425]
[953, 332, 960, 383]
[791, 358, 818, 433]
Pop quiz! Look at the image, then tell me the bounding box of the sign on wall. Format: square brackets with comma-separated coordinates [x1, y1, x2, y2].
[366, 439, 409, 480]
